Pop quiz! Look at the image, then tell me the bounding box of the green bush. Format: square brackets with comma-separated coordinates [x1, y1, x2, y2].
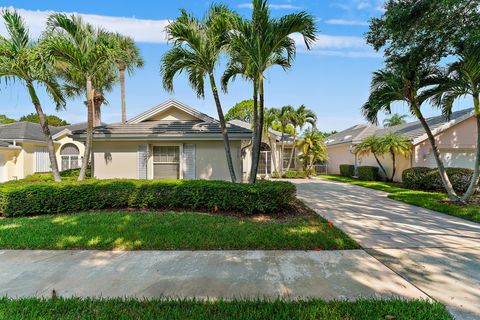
[271, 171, 281, 178]
[339, 164, 355, 177]
[357, 166, 379, 181]
[283, 170, 307, 179]
[0, 179, 296, 217]
[402, 167, 473, 193]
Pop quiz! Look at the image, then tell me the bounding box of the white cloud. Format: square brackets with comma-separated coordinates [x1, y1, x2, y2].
[325, 19, 368, 26]
[357, 2, 371, 9]
[0, 7, 169, 43]
[238, 3, 302, 10]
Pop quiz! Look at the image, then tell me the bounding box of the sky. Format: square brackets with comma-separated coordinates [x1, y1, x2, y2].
[0, 0, 470, 132]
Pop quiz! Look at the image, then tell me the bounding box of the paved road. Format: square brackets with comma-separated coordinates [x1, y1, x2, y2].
[295, 178, 480, 320]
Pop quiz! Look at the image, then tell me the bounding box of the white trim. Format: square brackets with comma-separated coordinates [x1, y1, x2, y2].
[73, 134, 251, 141]
[52, 129, 72, 140]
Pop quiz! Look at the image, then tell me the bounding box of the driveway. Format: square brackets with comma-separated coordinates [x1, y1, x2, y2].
[294, 178, 480, 320]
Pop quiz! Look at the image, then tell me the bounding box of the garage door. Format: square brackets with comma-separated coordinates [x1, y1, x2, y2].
[428, 150, 475, 169]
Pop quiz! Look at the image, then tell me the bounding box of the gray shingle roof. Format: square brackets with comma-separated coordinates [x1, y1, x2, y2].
[0, 122, 64, 141]
[0, 141, 12, 147]
[326, 108, 475, 147]
[228, 119, 293, 142]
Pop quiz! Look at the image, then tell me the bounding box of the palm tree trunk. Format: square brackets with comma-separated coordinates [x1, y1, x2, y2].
[373, 153, 388, 179]
[390, 150, 396, 182]
[120, 67, 127, 124]
[249, 80, 259, 183]
[269, 137, 278, 173]
[461, 94, 480, 201]
[208, 73, 237, 183]
[79, 77, 94, 181]
[287, 133, 297, 169]
[412, 103, 459, 201]
[280, 132, 285, 176]
[27, 82, 61, 182]
[257, 74, 265, 177]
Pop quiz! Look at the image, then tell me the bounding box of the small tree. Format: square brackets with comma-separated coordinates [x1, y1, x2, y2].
[277, 105, 294, 176]
[225, 100, 254, 124]
[383, 113, 407, 127]
[354, 135, 389, 179]
[378, 133, 412, 181]
[298, 128, 328, 175]
[0, 115, 16, 124]
[19, 113, 69, 126]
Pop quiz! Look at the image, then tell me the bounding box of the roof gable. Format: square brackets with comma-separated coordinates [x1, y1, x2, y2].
[128, 99, 216, 124]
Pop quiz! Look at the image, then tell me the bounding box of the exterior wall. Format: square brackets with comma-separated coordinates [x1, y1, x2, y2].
[55, 135, 85, 170]
[0, 149, 21, 181]
[92, 140, 243, 182]
[326, 144, 355, 175]
[357, 151, 411, 182]
[146, 107, 199, 121]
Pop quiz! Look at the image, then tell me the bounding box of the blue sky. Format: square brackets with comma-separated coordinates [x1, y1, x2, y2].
[0, 0, 469, 131]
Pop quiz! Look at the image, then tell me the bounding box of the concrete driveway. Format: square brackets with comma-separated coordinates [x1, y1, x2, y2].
[294, 178, 480, 320]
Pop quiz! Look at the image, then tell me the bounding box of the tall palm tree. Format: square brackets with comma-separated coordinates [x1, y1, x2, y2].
[109, 33, 144, 123]
[277, 105, 294, 176]
[286, 105, 316, 169]
[383, 113, 408, 127]
[263, 107, 279, 173]
[222, 0, 317, 183]
[0, 9, 65, 182]
[362, 57, 460, 201]
[354, 135, 389, 179]
[160, 5, 238, 182]
[428, 42, 480, 201]
[378, 133, 412, 181]
[46, 13, 112, 180]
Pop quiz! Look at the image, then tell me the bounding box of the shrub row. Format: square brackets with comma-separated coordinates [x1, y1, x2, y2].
[0, 179, 296, 217]
[357, 166, 379, 181]
[271, 170, 308, 179]
[339, 164, 355, 177]
[402, 167, 473, 193]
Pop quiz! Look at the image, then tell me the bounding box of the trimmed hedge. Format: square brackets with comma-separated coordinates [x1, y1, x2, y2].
[283, 170, 307, 179]
[402, 167, 473, 193]
[0, 179, 296, 217]
[339, 164, 355, 177]
[357, 166, 379, 181]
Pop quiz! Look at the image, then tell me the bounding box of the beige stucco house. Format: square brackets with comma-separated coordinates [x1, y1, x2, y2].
[326, 108, 477, 181]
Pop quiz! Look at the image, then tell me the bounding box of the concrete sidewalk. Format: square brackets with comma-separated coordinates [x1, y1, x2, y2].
[0, 250, 426, 300]
[294, 178, 480, 320]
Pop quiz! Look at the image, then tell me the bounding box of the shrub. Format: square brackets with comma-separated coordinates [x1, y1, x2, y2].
[271, 171, 281, 179]
[0, 179, 296, 217]
[402, 167, 473, 193]
[357, 166, 379, 181]
[283, 170, 307, 179]
[339, 164, 355, 177]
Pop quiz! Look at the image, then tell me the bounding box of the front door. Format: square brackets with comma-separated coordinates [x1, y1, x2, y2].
[153, 146, 180, 179]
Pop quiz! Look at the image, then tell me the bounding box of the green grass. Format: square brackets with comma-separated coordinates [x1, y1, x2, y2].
[0, 297, 453, 320]
[321, 175, 480, 223]
[0, 211, 358, 250]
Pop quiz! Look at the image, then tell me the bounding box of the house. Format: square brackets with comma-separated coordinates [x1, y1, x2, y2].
[228, 119, 301, 178]
[326, 108, 477, 181]
[0, 122, 85, 182]
[71, 99, 252, 182]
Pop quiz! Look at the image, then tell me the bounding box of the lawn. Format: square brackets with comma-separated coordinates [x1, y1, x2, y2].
[0, 297, 452, 320]
[320, 175, 480, 223]
[0, 210, 358, 250]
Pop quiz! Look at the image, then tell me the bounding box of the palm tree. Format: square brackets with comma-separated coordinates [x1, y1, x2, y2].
[222, 0, 317, 183]
[354, 135, 389, 179]
[428, 42, 480, 201]
[362, 57, 460, 201]
[46, 13, 112, 180]
[160, 5, 238, 182]
[277, 105, 294, 176]
[109, 33, 144, 123]
[263, 108, 279, 173]
[298, 128, 328, 173]
[0, 9, 65, 182]
[383, 113, 408, 127]
[286, 105, 316, 169]
[378, 133, 412, 181]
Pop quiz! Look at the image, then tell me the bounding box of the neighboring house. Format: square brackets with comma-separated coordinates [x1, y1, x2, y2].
[228, 119, 301, 178]
[71, 99, 252, 182]
[326, 108, 477, 181]
[0, 122, 85, 182]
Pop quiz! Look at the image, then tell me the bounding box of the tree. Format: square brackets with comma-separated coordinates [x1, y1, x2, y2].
[362, 57, 460, 201]
[378, 133, 412, 181]
[19, 113, 69, 126]
[277, 105, 294, 176]
[286, 105, 316, 170]
[263, 107, 279, 173]
[0, 9, 65, 182]
[109, 33, 144, 123]
[225, 100, 254, 124]
[0, 115, 15, 124]
[160, 5, 238, 182]
[46, 13, 112, 180]
[383, 113, 407, 127]
[354, 135, 389, 179]
[428, 42, 480, 201]
[298, 128, 328, 175]
[222, 0, 317, 183]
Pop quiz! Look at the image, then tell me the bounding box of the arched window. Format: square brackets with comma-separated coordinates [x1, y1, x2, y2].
[60, 143, 80, 171]
[258, 143, 272, 175]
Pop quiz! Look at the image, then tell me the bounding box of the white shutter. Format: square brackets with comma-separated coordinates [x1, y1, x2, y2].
[137, 144, 148, 179]
[182, 144, 196, 179]
[35, 147, 51, 172]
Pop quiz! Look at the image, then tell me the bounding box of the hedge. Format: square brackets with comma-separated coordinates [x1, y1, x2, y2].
[0, 179, 296, 217]
[339, 164, 355, 177]
[283, 170, 307, 179]
[402, 167, 473, 193]
[357, 166, 379, 181]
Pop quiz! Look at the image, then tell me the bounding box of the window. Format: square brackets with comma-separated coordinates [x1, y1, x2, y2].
[60, 143, 80, 171]
[258, 143, 272, 175]
[153, 146, 180, 179]
[282, 147, 296, 170]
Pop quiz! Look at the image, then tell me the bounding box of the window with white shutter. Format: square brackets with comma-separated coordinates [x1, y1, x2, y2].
[35, 147, 51, 172]
[137, 145, 148, 179]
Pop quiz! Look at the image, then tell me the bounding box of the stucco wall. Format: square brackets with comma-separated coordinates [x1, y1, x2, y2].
[55, 136, 86, 170]
[358, 151, 411, 182]
[326, 144, 355, 175]
[194, 140, 242, 181]
[93, 141, 139, 179]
